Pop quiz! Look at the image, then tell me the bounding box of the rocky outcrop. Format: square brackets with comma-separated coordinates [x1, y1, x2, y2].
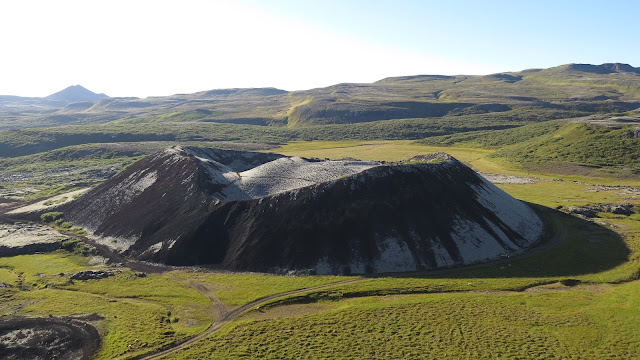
[564, 203, 635, 218]
[0, 223, 63, 257]
[63, 147, 544, 274]
[70, 270, 119, 281]
[624, 128, 640, 139]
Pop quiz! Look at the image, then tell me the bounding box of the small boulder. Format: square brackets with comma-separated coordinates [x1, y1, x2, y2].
[567, 206, 597, 218]
[605, 203, 634, 215]
[624, 128, 640, 139]
[70, 270, 119, 281]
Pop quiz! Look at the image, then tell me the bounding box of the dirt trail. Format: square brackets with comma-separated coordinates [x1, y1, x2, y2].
[137, 278, 365, 360]
[187, 282, 229, 323]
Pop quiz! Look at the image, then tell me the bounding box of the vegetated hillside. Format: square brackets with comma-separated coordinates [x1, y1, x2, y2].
[1, 63, 639, 131]
[61, 147, 543, 274]
[284, 62, 640, 126]
[491, 121, 640, 170]
[420, 115, 640, 174]
[418, 121, 565, 148]
[0, 112, 533, 158]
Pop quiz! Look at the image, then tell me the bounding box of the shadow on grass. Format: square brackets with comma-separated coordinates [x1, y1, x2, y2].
[385, 205, 631, 280]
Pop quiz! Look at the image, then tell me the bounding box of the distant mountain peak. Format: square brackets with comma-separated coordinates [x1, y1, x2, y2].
[46, 85, 108, 103]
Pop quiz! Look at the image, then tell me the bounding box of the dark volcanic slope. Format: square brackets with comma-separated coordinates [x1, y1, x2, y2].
[62, 147, 285, 251]
[63, 147, 543, 274]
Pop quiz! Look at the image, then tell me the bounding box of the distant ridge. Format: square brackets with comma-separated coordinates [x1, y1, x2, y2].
[46, 85, 108, 103]
[562, 63, 640, 75]
[1, 62, 640, 131]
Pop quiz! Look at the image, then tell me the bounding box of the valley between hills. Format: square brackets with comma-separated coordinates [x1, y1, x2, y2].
[1, 63, 640, 359]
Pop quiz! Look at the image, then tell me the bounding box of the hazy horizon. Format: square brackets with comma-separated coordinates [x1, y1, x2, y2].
[2, 0, 638, 98]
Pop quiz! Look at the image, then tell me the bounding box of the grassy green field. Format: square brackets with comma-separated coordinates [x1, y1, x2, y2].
[172, 282, 640, 359]
[2, 140, 640, 359]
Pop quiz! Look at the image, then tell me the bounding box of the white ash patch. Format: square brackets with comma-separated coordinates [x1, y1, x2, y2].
[430, 237, 456, 268]
[87, 256, 109, 265]
[163, 146, 184, 156]
[372, 236, 417, 273]
[236, 157, 380, 198]
[314, 236, 419, 275]
[129, 171, 157, 194]
[0, 223, 62, 248]
[479, 172, 536, 184]
[484, 218, 519, 249]
[86, 233, 136, 252]
[166, 239, 177, 249]
[148, 241, 163, 253]
[105, 170, 157, 203]
[139, 241, 164, 257]
[472, 177, 543, 245]
[450, 216, 516, 264]
[7, 188, 89, 215]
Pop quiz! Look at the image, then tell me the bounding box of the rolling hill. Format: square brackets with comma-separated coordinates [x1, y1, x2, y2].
[0, 63, 639, 131]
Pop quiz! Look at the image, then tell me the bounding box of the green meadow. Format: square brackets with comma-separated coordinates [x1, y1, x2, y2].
[1, 139, 639, 359]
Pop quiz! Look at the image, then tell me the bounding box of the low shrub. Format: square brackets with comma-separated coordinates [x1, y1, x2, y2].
[40, 212, 64, 222]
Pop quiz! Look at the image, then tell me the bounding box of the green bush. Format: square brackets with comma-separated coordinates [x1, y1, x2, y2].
[40, 212, 64, 222]
[60, 238, 97, 256]
[60, 222, 73, 229]
[70, 227, 88, 236]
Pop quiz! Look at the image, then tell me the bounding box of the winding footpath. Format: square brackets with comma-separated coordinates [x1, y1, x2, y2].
[138, 278, 366, 360]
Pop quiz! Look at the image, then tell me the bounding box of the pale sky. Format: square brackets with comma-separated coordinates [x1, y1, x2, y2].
[1, 0, 638, 98]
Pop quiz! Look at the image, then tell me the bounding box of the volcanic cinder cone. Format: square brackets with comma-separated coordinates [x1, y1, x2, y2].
[63, 147, 543, 274]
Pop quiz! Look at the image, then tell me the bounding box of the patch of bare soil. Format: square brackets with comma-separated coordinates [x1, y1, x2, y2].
[524, 282, 613, 294]
[0, 222, 63, 257]
[0, 315, 102, 360]
[479, 172, 536, 184]
[6, 188, 89, 215]
[243, 303, 334, 321]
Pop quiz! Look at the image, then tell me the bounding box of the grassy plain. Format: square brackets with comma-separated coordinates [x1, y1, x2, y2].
[1, 140, 640, 359]
[170, 282, 640, 359]
[168, 272, 346, 307]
